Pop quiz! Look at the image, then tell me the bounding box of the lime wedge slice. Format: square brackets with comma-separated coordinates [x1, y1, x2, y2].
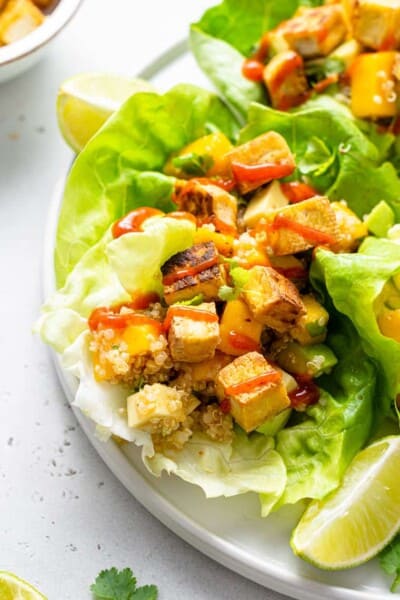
[0, 571, 47, 599]
[57, 73, 154, 152]
[291, 435, 400, 569]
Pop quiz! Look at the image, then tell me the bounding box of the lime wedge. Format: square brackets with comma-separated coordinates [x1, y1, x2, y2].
[291, 436, 400, 569]
[0, 572, 47, 599]
[57, 73, 154, 152]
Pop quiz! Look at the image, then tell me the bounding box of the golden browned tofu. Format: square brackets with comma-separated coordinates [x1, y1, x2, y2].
[0, 0, 44, 45]
[168, 302, 220, 363]
[216, 352, 290, 432]
[263, 51, 309, 110]
[189, 352, 233, 383]
[162, 242, 226, 305]
[241, 266, 305, 333]
[274, 5, 348, 58]
[177, 180, 237, 233]
[225, 132, 296, 194]
[352, 0, 400, 50]
[264, 196, 338, 255]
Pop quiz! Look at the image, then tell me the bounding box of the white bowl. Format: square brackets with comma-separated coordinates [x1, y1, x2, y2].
[0, 0, 83, 83]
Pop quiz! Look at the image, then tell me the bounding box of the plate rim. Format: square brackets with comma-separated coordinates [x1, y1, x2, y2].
[43, 43, 392, 600]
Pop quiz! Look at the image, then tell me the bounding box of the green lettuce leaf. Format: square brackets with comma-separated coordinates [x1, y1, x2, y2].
[191, 0, 323, 117]
[37, 217, 195, 354]
[146, 428, 286, 513]
[274, 316, 376, 507]
[380, 534, 400, 592]
[55, 84, 239, 287]
[311, 237, 400, 413]
[240, 97, 400, 219]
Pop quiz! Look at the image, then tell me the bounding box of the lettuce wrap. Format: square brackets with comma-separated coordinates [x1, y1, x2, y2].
[55, 83, 240, 288]
[37, 80, 385, 517]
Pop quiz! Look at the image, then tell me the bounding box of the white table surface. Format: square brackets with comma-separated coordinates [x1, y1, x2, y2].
[0, 1, 290, 598]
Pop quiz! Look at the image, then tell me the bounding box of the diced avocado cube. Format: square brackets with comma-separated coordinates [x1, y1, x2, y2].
[365, 201, 395, 238]
[291, 294, 329, 345]
[256, 408, 292, 437]
[275, 341, 338, 378]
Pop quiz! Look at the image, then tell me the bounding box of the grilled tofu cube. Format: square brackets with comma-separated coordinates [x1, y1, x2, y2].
[0, 0, 44, 45]
[216, 352, 290, 432]
[242, 266, 305, 333]
[226, 132, 295, 194]
[290, 294, 329, 345]
[162, 241, 227, 305]
[264, 196, 338, 255]
[352, 0, 400, 50]
[167, 302, 220, 363]
[189, 351, 232, 383]
[274, 5, 348, 58]
[264, 50, 309, 110]
[177, 180, 237, 234]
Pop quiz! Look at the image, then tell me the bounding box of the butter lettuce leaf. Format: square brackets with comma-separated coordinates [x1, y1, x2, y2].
[312, 238, 400, 412]
[275, 316, 376, 507]
[240, 97, 400, 219]
[55, 84, 239, 287]
[37, 217, 195, 354]
[146, 428, 286, 512]
[190, 0, 322, 117]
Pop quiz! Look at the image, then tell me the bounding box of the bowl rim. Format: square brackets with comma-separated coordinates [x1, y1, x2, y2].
[0, 0, 84, 66]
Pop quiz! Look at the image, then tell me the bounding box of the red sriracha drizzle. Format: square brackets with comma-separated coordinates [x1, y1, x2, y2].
[289, 376, 320, 410]
[225, 371, 282, 396]
[112, 207, 165, 237]
[272, 214, 336, 246]
[280, 182, 318, 204]
[228, 331, 260, 353]
[163, 306, 219, 331]
[88, 306, 163, 333]
[231, 162, 295, 185]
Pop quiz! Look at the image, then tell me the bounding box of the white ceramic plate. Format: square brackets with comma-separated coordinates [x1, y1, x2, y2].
[44, 43, 393, 600]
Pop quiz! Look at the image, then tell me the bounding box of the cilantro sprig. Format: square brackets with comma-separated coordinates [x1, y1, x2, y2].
[91, 568, 158, 600]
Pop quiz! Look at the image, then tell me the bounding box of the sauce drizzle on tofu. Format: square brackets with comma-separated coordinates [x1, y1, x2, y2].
[225, 370, 282, 396]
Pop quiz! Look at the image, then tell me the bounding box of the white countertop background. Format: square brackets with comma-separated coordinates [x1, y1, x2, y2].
[0, 1, 289, 598]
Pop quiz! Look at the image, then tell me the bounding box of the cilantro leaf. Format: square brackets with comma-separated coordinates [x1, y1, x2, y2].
[91, 568, 137, 600]
[132, 585, 158, 600]
[380, 535, 400, 592]
[91, 568, 158, 600]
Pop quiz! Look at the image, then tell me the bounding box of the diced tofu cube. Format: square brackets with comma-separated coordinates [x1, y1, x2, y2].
[218, 298, 263, 356]
[177, 180, 237, 234]
[0, 0, 44, 45]
[127, 383, 187, 434]
[264, 196, 338, 255]
[164, 263, 227, 305]
[168, 302, 220, 363]
[331, 201, 367, 251]
[242, 266, 305, 333]
[274, 5, 348, 58]
[162, 242, 227, 304]
[290, 294, 329, 345]
[352, 0, 400, 50]
[351, 51, 400, 118]
[263, 50, 309, 110]
[216, 352, 290, 432]
[226, 132, 295, 194]
[243, 181, 289, 228]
